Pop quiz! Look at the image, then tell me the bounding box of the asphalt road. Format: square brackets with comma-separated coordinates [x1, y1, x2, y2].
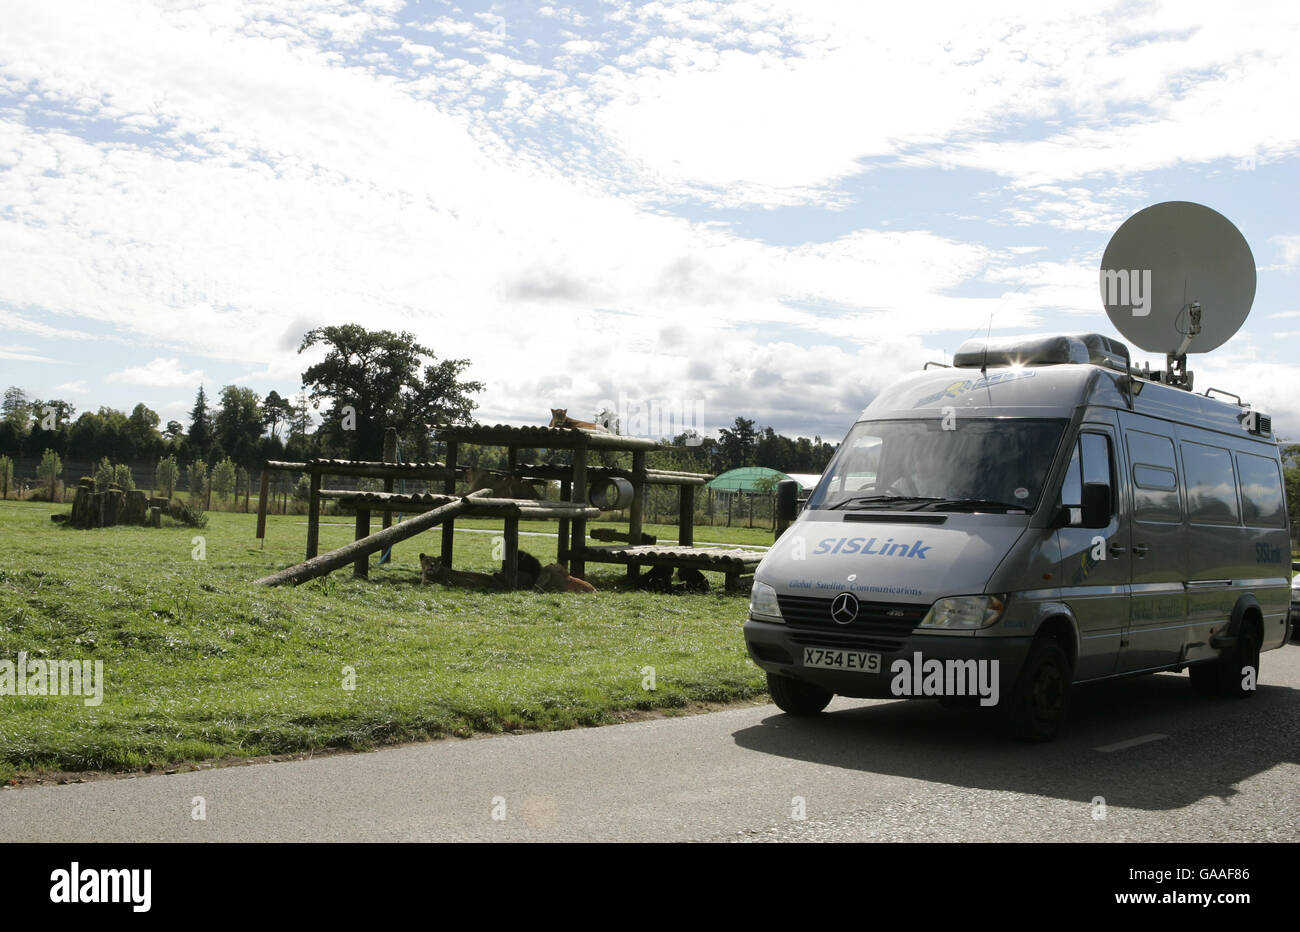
[4, 644, 1298, 842]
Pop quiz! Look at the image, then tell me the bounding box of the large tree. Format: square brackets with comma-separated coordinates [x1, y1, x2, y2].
[261, 390, 292, 438]
[214, 385, 263, 466]
[125, 403, 162, 460]
[298, 325, 483, 460]
[187, 385, 214, 460]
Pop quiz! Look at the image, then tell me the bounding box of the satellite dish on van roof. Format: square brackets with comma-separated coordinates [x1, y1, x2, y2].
[1100, 201, 1255, 353]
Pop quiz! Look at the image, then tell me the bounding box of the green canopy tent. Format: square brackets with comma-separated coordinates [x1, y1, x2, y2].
[706, 467, 821, 528]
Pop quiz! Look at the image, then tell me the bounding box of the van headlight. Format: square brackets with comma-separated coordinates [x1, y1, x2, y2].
[919, 595, 1006, 629]
[749, 581, 784, 622]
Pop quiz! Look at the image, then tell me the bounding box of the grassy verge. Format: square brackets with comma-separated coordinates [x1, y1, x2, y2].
[0, 501, 765, 782]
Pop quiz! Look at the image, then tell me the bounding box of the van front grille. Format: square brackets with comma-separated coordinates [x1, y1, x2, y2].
[777, 594, 926, 652]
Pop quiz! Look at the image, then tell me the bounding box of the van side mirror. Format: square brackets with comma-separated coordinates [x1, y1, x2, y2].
[775, 479, 799, 538]
[1080, 482, 1111, 528]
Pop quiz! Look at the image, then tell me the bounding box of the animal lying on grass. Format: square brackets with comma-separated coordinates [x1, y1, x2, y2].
[419, 551, 595, 593]
[533, 563, 596, 593]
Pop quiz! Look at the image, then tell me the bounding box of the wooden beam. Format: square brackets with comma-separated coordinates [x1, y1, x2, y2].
[503, 515, 519, 589]
[254, 491, 491, 587]
[353, 508, 370, 579]
[255, 470, 269, 541]
[441, 440, 458, 568]
[306, 470, 322, 559]
[569, 439, 588, 578]
[678, 484, 694, 547]
[557, 479, 571, 567]
[627, 449, 646, 581]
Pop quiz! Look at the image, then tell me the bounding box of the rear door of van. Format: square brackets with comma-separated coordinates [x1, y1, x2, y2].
[1118, 415, 1188, 672]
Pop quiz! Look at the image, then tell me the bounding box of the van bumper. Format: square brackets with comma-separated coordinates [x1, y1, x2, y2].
[744, 618, 1035, 700]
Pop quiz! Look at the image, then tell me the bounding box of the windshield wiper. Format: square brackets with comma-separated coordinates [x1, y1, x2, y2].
[913, 498, 1026, 513]
[825, 495, 937, 511]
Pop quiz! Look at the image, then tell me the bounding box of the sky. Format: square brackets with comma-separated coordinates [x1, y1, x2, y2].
[1, 0, 1298, 445]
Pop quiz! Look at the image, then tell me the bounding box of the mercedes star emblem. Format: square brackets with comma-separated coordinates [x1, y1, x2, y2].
[830, 592, 859, 625]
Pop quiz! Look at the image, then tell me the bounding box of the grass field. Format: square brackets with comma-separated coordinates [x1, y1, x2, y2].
[0, 501, 771, 782]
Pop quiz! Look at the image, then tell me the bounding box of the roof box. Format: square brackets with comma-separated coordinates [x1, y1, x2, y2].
[952, 333, 1130, 371]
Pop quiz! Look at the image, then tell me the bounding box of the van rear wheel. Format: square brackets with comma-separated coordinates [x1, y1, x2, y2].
[1005, 639, 1072, 742]
[766, 672, 833, 715]
[1189, 627, 1260, 699]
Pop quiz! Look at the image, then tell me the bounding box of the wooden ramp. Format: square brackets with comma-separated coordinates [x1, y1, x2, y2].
[254, 491, 487, 587]
[579, 544, 766, 592]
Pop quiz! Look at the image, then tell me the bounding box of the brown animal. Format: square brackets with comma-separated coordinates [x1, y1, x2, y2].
[549, 408, 608, 432]
[419, 553, 502, 589]
[534, 563, 596, 594]
[463, 467, 540, 500]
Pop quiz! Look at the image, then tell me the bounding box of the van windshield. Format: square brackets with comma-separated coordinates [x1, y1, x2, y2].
[807, 418, 1068, 512]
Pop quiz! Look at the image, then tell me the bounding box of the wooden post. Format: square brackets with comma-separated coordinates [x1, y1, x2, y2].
[256, 470, 270, 543]
[381, 427, 398, 561]
[353, 508, 370, 579]
[678, 483, 694, 547]
[569, 438, 588, 578]
[557, 479, 571, 566]
[441, 440, 458, 567]
[627, 449, 646, 580]
[503, 515, 519, 589]
[306, 469, 322, 559]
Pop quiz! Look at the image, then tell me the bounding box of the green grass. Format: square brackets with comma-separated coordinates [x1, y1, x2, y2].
[0, 501, 766, 781]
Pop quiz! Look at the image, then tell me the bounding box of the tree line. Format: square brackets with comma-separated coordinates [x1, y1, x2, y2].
[0, 325, 838, 498]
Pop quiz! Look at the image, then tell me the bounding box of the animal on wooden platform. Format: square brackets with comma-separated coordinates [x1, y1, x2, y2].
[492, 549, 543, 590]
[419, 553, 501, 589]
[463, 467, 541, 500]
[548, 408, 608, 432]
[534, 563, 597, 593]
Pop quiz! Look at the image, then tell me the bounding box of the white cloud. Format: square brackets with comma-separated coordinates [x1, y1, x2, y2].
[105, 357, 205, 388]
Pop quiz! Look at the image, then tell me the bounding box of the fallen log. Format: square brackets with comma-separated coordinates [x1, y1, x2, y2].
[253, 489, 491, 587]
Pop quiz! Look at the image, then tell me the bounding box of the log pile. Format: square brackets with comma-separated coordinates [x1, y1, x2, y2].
[61, 479, 163, 529]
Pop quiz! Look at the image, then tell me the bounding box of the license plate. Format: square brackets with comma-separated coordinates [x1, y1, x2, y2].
[802, 647, 881, 673]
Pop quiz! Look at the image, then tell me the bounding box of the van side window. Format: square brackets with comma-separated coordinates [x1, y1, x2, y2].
[1127, 430, 1181, 522]
[1236, 452, 1287, 528]
[1059, 432, 1112, 515]
[1181, 441, 1239, 525]
[1080, 433, 1113, 505]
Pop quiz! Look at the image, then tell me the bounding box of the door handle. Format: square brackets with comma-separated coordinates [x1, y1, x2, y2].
[1108, 543, 1127, 556]
[1132, 543, 1149, 557]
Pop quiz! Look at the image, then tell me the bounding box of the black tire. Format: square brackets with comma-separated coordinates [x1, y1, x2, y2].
[1004, 639, 1072, 742]
[938, 694, 982, 710]
[1188, 626, 1260, 699]
[766, 672, 833, 716]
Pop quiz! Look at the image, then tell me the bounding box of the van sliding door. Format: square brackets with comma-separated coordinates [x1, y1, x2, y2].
[1118, 418, 1188, 672]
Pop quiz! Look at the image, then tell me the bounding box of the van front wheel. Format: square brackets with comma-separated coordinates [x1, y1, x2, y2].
[1005, 639, 1072, 742]
[766, 672, 833, 715]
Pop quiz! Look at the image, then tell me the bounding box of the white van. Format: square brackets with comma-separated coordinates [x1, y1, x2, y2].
[745, 333, 1292, 740]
